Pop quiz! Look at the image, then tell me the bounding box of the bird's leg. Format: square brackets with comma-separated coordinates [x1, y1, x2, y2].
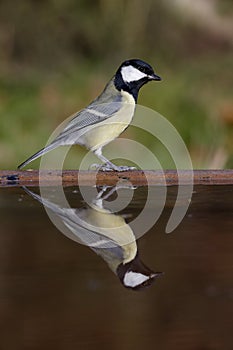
[93, 148, 119, 171]
[95, 185, 110, 200]
[100, 183, 137, 200]
[94, 183, 138, 208]
[93, 148, 137, 172]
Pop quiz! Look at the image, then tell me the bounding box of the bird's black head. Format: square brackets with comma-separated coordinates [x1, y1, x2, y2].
[116, 252, 163, 291]
[114, 59, 161, 101]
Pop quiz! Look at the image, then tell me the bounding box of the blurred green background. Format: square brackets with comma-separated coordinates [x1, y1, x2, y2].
[0, 0, 232, 169]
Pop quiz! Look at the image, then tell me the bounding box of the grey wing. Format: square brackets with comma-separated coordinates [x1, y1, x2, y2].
[22, 186, 124, 256]
[17, 82, 123, 169]
[53, 95, 122, 145]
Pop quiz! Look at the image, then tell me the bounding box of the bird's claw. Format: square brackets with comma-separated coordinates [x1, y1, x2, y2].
[113, 165, 137, 172]
[88, 163, 103, 171]
[89, 162, 137, 172]
[89, 163, 115, 171]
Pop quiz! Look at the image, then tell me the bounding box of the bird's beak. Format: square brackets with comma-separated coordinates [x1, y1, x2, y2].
[148, 73, 162, 81]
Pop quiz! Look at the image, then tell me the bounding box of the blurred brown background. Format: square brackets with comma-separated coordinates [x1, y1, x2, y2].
[0, 0, 232, 169]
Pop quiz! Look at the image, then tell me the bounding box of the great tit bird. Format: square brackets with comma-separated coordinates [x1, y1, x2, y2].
[22, 185, 163, 290]
[18, 59, 161, 171]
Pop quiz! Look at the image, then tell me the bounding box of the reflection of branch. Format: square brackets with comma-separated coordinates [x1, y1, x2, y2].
[1, 170, 233, 187]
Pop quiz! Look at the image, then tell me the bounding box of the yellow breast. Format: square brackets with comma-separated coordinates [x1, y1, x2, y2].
[79, 91, 135, 151]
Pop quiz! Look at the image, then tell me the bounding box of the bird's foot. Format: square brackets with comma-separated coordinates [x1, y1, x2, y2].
[89, 162, 137, 172]
[89, 163, 115, 171]
[113, 165, 137, 172]
[89, 163, 103, 171]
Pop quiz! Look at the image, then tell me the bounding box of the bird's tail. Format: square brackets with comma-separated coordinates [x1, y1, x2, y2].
[17, 142, 59, 169]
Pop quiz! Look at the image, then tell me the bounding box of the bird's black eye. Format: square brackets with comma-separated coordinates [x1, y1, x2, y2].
[139, 67, 147, 73]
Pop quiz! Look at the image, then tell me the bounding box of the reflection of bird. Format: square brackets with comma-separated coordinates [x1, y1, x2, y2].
[22, 186, 163, 290]
[18, 59, 161, 171]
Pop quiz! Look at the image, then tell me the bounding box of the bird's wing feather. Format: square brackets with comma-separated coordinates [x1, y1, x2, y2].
[22, 186, 122, 254]
[17, 79, 123, 168]
[53, 95, 122, 144]
[22, 186, 124, 258]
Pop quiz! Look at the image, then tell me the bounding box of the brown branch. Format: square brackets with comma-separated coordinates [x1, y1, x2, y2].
[0, 169, 233, 187]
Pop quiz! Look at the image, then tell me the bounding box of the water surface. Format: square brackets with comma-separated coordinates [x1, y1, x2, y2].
[0, 185, 232, 349]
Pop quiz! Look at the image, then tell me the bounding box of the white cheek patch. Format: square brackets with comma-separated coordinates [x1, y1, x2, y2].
[123, 271, 150, 288]
[121, 65, 147, 83]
